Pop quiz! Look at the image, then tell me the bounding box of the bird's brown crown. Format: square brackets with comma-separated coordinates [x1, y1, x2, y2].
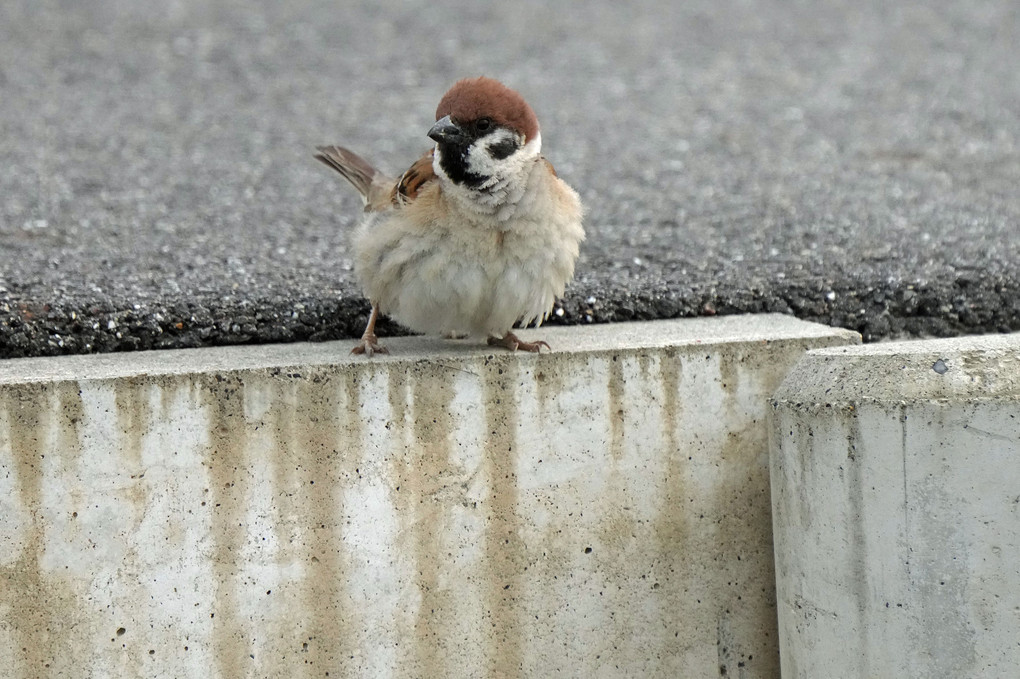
[435, 77, 540, 142]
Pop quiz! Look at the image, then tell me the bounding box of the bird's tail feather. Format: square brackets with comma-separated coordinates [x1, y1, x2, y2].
[314, 145, 379, 202]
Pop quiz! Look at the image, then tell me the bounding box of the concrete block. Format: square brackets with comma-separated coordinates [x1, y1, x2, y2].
[770, 333, 1020, 678]
[0, 316, 857, 678]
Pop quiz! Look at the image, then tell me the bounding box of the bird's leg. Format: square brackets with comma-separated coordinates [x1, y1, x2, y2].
[487, 330, 550, 353]
[351, 303, 388, 356]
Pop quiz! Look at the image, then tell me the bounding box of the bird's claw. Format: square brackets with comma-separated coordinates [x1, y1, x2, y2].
[488, 332, 550, 353]
[351, 334, 388, 356]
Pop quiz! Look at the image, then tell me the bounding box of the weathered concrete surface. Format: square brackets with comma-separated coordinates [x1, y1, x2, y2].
[0, 316, 856, 678]
[770, 333, 1020, 678]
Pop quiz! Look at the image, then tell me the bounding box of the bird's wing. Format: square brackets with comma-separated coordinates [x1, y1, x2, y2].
[391, 149, 437, 206]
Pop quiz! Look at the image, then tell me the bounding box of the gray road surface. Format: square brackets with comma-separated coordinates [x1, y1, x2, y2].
[1, 0, 1018, 358]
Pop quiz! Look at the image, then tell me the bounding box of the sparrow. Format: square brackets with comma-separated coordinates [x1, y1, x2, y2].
[315, 76, 584, 356]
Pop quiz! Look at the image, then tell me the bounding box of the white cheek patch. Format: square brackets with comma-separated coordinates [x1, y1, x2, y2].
[467, 132, 542, 187]
[432, 131, 544, 220]
[465, 129, 523, 179]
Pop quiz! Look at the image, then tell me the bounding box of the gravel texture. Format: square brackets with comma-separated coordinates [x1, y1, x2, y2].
[1, 0, 1018, 358]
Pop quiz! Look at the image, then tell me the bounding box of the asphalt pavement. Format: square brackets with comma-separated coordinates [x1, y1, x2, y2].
[1, 0, 1018, 358]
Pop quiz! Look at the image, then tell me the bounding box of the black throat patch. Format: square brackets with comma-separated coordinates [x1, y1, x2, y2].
[436, 141, 487, 189]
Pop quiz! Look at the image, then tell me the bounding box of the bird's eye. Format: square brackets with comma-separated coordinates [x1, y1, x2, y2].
[476, 117, 493, 132]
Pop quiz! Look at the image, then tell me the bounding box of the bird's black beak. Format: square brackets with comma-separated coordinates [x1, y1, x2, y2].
[428, 115, 468, 145]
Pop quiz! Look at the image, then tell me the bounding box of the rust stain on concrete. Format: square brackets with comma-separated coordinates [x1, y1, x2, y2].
[407, 362, 457, 677]
[534, 357, 566, 423]
[252, 368, 357, 674]
[202, 373, 251, 679]
[482, 358, 524, 678]
[1, 384, 48, 679]
[55, 381, 85, 475]
[0, 383, 84, 679]
[294, 368, 352, 675]
[607, 353, 626, 463]
[113, 378, 149, 476]
[654, 348, 691, 661]
[713, 349, 783, 678]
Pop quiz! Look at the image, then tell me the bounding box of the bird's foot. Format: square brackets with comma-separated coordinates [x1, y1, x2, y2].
[351, 333, 388, 356]
[488, 331, 550, 353]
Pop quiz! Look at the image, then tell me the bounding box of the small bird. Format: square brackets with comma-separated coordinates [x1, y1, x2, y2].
[315, 76, 584, 355]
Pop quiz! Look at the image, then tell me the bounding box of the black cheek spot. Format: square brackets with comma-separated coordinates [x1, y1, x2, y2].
[488, 138, 518, 160]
